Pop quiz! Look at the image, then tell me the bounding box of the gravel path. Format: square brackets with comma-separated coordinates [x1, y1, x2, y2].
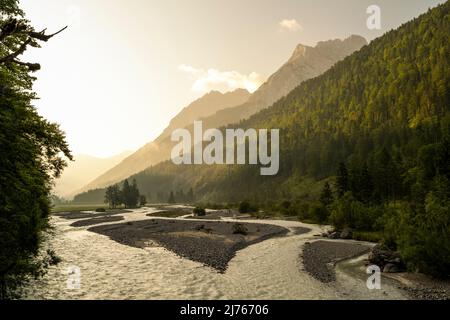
[302, 240, 371, 283]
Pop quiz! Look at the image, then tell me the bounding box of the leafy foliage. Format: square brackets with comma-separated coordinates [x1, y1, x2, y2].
[193, 207, 206, 216]
[0, 0, 72, 298]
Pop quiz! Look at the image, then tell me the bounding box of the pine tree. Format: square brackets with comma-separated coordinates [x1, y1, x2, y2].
[320, 182, 334, 206]
[168, 191, 175, 204]
[359, 165, 374, 203]
[139, 195, 147, 207]
[111, 184, 121, 208]
[122, 179, 131, 208]
[187, 188, 194, 203]
[336, 163, 349, 197]
[104, 186, 113, 208]
[130, 179, 140, 208]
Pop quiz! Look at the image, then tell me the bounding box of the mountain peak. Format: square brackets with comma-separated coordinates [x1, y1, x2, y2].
[288, 35, 367, 64]
[287, 35, 366, 65]
[203, 88, 250, 98]
[316, 34, 367, 48]
[289, 43, 310, 62]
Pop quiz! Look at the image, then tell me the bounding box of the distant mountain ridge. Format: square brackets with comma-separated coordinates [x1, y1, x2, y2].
[77, 35, 367, 193]
[78, 89, 251, 192]
[156, 89, 250, 142]
[54, 151, 132, 198]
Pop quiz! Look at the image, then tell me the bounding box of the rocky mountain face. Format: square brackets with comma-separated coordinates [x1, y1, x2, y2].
[198, 35, 367, 129]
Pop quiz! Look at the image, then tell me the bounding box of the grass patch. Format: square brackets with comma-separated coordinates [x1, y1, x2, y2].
[51, 204, 111, 213]
[352, 231, 383, 243]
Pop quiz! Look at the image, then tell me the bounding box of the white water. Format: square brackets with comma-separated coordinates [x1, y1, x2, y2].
[26, 209, 407, 300]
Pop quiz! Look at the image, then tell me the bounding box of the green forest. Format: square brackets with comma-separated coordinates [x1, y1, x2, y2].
[75, 2, 450, 277]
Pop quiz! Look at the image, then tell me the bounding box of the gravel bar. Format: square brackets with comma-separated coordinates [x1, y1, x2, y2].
[302, 240, 370, 283]
[88, 219, 298, 272]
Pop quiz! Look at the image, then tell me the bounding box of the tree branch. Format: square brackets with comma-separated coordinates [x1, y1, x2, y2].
[0, 37, 32, 64]
[12, 59, 40, 72]
[0, 24, 67, 70]
[28, 26, 68, 42]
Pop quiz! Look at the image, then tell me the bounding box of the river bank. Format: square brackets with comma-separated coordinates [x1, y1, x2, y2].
[23, 207, 444, 300]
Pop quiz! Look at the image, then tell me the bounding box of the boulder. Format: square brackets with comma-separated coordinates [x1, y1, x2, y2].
[340, 228, 353, 239]
[369, 244, 405, 272]
[328, 231, 341, 239]
[383, 263, 403, 273]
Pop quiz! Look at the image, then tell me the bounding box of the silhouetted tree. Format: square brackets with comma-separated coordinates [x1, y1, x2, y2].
[104, 184, 121, 208]
[168, 191, 175, 204]
[139, 195, 147, 207]
[187, 188, 194, 203]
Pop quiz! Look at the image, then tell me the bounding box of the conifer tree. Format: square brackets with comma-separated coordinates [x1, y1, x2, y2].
[336, 163, 349, 197]
[320, 182, 334, 206]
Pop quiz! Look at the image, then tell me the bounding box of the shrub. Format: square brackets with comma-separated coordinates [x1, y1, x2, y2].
[238, 201, 251, 213]
[296, 202, 311, 220]
[95, 208, 106, 212]
[279, 200, 299, 216]
[232, 223, 248, 235]
[383, 193, 450, 278]
[193, 207, 206, 216]
[329, 193, 381, 230]
[308, 203, 329, 224]
[353, 231, 383, 243]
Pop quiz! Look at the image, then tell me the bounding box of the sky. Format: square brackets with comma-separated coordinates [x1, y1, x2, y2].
[19, 0, 446, 158]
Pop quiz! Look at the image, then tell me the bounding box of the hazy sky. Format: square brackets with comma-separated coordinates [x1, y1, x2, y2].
[20, 0, 445, 158]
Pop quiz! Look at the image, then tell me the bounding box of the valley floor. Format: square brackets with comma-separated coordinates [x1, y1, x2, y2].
[25, 208, 424, 300]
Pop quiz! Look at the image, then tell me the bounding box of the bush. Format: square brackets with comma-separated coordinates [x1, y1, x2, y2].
[193, 207, 206, 216]
[95, 208, 106, 212]
[308, 203, 329, 224]
[330, 193, 381, 230]
[232, 223, 248, 235]
[353, 231, 383, 243]
[238, 201, 251, 213]
[296, 202, 311, 220]
[278, 200, 299, 216]
[383, 193, 450, 278]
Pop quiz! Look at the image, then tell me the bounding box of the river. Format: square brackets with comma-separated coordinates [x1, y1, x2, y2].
[25, 208, 407, 300]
